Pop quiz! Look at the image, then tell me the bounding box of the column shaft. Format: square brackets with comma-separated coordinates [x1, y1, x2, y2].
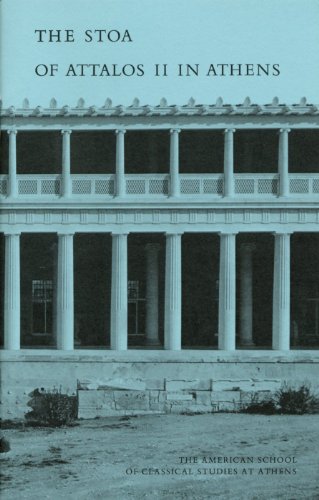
[224, 129, 235, 197]
[169, 129, 180, 197]
[115, 130, 126, 197]
[218, 233, 236, 350]
[57, 233, 74, 350]
[110, 234, 128, 349]
[164, 233, 182, 349]
[145, 244, 160, 345]
[272, 233, 290, 350]
[62, 130, 72, 197]
[239, 244, 255, 346]
[8, 130, 17, 198]
[278, 129, 290, 197]
[4, 234, 20, 349]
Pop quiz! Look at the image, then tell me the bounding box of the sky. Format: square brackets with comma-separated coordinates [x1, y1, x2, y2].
[1, 0, 319, 107]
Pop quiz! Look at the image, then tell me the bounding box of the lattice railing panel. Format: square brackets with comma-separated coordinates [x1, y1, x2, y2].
[126, 179, 146, 194]
[258, 178, 278, 195]
[72, 179, 92, 195]
[180, 178, 201, 194]
[0, 179, 7, 196]
[18, 179, 38, 195]
[235, 178, 254, 194]
[289, 178, 309, 194]
[203, 178, 223, 194]
[149, 179, 169, 195]
[94, 179, 114, 195]
[41, 179, 60, 195]
[313, 178, 319, 193]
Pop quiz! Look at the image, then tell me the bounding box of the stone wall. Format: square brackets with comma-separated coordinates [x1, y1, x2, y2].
[1, 350, 318, 420]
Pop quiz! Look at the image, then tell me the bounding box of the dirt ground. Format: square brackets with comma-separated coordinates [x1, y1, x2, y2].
[0, 413, 318, 500]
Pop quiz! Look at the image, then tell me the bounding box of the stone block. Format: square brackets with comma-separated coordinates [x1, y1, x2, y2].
[78, 390, 116, 419]
[166, 392, 194, 401]
[212, 379, 281, 392]
[113, 391, 149, 410]
[149, 390, 160, 402]
[78, 378, 146, 391]
[166, 379, 211, 391]
[145, 379, 165, 390]
[211, 391, 241, 403]
[183, 405, 213, 414]
[149, 402, 166, 412]
[194, 392, 212, 406]
[218, 402, 239, 412]
[158, 391, 167, 403]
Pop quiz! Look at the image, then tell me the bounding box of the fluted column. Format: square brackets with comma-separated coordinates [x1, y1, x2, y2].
[115, 129, 126, 197]
[57, 232, 74, 350]
[110, 233, 128, 350]
[8, 129, 18, 198]
[61, 130, 72, 197]
[224, 129, 235, 197]
[4, 233, 20, 349]
[164, 233, 182, 350]
[239, 243, 255, 347]
[218, 232, 236, 350]
[278, 128, 290, 197]
[169, 129, 180, 197]
[272, 232, 291, 350]
[145, 243, 160, 345]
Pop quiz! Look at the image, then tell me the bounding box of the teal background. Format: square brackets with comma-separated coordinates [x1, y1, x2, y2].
[1, 0, 319, 106]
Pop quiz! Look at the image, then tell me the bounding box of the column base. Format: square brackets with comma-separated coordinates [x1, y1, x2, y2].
[239, 340, 255, 348]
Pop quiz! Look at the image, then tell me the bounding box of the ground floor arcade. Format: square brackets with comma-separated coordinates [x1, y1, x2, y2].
[1, 231, 318, 351]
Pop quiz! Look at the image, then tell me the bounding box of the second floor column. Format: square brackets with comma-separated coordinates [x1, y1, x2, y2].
[169, 129, 180, 197]
[278, 128, 290, 197]
[164, 233, 182, 349]
[218, 232, 237, 350]
[57, 232, 74, 350]
[224, 129, 235, 197]
[8, 129, 18, 198]
[4, 232, 20, 349]
[61, 129, 72, 198]
[115, 129, 126, 197]
[110, 233, 128, 350]
[272, 232, 291, 350]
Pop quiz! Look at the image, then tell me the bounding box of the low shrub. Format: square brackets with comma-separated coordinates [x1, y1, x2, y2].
[26, 388, 77, 427]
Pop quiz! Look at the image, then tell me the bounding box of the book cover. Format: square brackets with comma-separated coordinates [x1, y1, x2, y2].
[0, 0, 318, 498]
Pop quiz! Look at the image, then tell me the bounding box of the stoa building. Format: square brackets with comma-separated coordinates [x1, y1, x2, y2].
[0, 97, 318, 418]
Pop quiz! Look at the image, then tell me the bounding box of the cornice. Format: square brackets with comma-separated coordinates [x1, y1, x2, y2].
[1, 96, 318, 119]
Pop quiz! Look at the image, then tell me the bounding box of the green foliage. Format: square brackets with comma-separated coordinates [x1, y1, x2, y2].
[276, 383, 319, 415]
[243, 383, 319, 415]
[26, 388, 77, 427]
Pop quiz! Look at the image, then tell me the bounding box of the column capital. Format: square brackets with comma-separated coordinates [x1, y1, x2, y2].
[279, 128, 291, 134]
[218, 231, 238, 236]
[272, 231, 293, 236]
[115, 129, 126, 135]
[57, 230, 75, 236]
[61, 129, 72, 135]
[7, 128, 17, 135]
[165, 231, 184, 236]
[224, 128, 236, 134]
[170, 128, 181, 134]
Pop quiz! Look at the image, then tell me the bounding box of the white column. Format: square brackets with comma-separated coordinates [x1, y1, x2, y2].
[169, 129, 180, 197]
[239, 243, 255, 347]
[224, 129, 235, 197]
[272, 232, 291, 350]
[145, 243, 160, 345]
[115, 129, 126, 197]
[61, 130, 72, 198]
[218, 232, 236, 350]
[278, 128, 290, 197]
[164, 233, 182, 349]
[4, 233, 20, 349]
[8, 129, 17, 198]
[110, 233, 128, 350]
[57, 232, 74, 350]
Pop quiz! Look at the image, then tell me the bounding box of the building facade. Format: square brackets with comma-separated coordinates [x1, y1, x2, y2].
[1, 97, 319, 418]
